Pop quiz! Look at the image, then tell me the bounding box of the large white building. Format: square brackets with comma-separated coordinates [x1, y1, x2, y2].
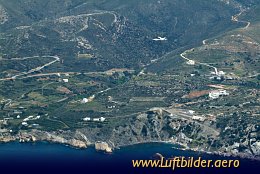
[63, 79, 69, 83]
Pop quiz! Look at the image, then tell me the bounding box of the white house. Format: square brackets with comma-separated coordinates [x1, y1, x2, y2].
[93, 117, 106, 122]
[63, 79, 69, 83]
[83, 117, 91, 121]
[192, 116, 206, 122]
[22, 122, 28, 126]
[100, 117, 106, 122]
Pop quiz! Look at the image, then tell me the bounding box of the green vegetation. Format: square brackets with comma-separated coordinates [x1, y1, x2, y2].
[0, 0, 259, 158]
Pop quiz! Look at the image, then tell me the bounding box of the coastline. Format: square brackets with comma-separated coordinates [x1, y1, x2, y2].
[1, 136, 259, 161]
[1, 139, 259, 174]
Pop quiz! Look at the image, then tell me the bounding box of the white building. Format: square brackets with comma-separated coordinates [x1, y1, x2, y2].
[23, 116, 34, 121]
[63, 79, 69, 83]
[93, 118, 100, 122]
[107, 105, 116, 109]
[93, 117, 106, 122]
[22, 122, 27, 126]
[188, 110, 195, 115]
[209, 90, 229, 99]
[192, 116, 206, 122]
[187, 60, 195, 65]
[81, 98, 89, 104]
[217, 71, 226, 76]
[83, 117, 91, 121]
[100, 117, 106, 122]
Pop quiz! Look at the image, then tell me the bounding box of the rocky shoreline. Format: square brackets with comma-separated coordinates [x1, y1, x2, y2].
[0, 131, 259, 161]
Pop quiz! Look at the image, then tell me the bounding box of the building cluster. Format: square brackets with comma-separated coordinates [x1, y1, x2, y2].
[22, 115, 41, 127]
[83, 117, 106, 122]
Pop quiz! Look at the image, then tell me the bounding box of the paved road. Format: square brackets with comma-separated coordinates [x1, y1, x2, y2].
[0, 56, 60, 81]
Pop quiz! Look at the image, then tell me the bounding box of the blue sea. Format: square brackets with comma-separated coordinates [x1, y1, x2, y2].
[0, 142, 258, 174]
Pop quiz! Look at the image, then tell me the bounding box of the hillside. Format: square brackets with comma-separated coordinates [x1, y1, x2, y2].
[0, 0, 259, 159]
[0, 0, 242, 72]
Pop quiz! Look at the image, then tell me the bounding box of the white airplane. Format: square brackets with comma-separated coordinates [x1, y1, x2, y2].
[153, 36, 167, 41]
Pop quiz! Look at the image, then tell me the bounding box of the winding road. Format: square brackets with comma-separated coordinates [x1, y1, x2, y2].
[231, 9, 251, 29]
[179, 8, 251, 75]
[180, 49, 219, 75]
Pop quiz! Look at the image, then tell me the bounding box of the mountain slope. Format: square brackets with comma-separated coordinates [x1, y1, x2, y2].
[0, 0, 242, 72]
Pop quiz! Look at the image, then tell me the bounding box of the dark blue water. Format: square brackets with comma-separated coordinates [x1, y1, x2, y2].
[0, 142, 258, 174]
